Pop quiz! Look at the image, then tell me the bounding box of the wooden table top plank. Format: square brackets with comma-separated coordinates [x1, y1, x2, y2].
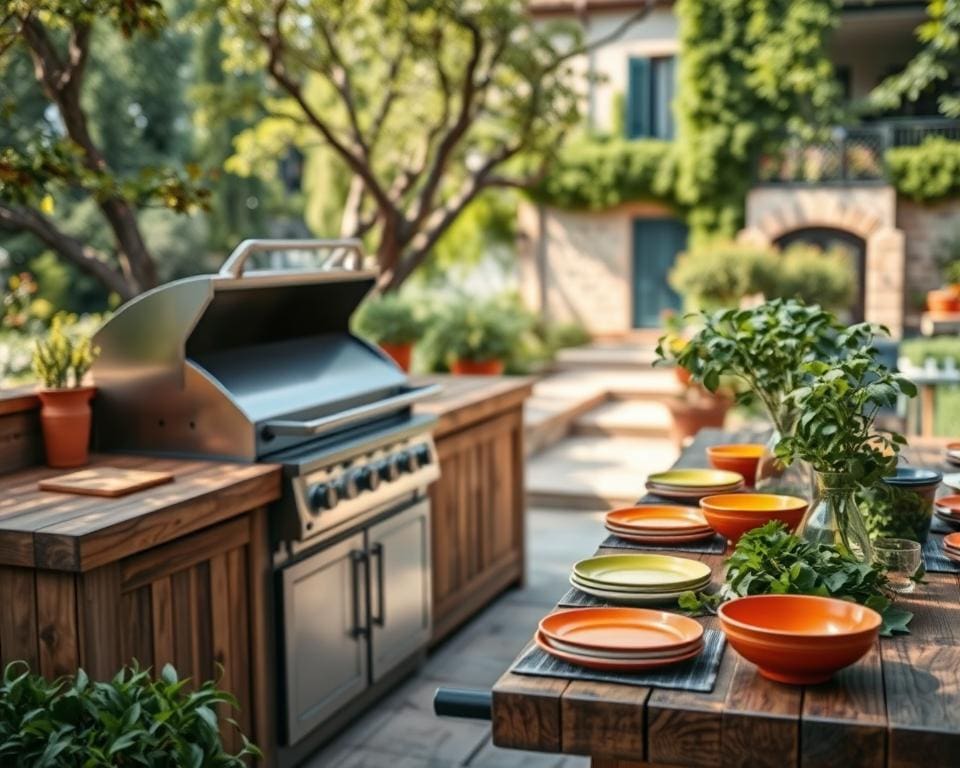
[414, 375, 535, 439]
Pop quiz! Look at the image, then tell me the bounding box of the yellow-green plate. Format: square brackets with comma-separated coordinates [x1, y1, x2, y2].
[572, 554, 712, 590]
[647, 468, 743, 489]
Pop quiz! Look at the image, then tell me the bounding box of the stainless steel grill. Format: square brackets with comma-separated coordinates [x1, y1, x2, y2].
[91, 240, 441, 758]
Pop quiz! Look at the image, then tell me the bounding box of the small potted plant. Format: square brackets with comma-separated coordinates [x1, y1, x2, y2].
[32, 314, 99, 468]
[423, 299, 523, 375]
[353, 293, 424, 371]
[775, 347, 917, 562]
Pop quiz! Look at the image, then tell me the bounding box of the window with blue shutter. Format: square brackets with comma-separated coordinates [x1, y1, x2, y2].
[627, 56, 676, 139]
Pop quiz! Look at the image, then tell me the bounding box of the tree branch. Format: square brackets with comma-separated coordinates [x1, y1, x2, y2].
[312, 13, 368, 157]
[0, 204, 134, 300]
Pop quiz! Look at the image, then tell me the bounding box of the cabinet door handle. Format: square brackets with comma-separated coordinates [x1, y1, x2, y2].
[350, 550, 368, 639]
[370, 542, 385, 627]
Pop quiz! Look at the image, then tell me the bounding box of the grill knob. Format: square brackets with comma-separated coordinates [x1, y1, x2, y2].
[379, 456, 400, 482]
[414, 444, 432, 466]
[355, 466, 380, 492]
[337, 473, 359, 501]
[309, 483, 337, 511]
[398, 450, 419, 474]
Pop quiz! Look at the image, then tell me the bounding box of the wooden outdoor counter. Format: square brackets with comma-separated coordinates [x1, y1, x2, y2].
[415, 374, 535, 643]
[491, 429, 960, 768]
[0, 449, 282, 757]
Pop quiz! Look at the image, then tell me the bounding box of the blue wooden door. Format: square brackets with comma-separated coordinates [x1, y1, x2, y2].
[632, 218, 686, 327]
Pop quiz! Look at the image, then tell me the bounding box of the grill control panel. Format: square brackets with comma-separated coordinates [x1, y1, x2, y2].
[285, 432, 439, 546]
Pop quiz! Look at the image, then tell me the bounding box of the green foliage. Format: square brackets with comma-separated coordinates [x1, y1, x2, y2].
[528, 137, 677, 210]
[422, 296, 532, 367]
[858, 482, 934, 543]
[775, 347, 917, 483]
[678, 521, 912, 636]
[0, 661, 259, 767]
[673, 0, 843, 242]
[871, 0, 960, 118]
[667, 242, 777, 310]
[899, 335, 960, 367]
[886, 137, 960, 202]
[542, 320, 591, 351]
[31, 314, 100, 389]
[657, 299, 873, 432]
[353, 293, 426, 346]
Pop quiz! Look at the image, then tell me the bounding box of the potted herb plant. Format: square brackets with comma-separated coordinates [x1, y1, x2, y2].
[657, 299, 874, 496]
[774, 348, 917, 561]
[353, 293, 424, 372]
[0, 662, 260, 766]
[423, 299, 524, 375]
[32, 315, 99, 468]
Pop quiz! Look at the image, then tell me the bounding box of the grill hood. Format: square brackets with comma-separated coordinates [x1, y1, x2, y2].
[91, 239, 425, 461]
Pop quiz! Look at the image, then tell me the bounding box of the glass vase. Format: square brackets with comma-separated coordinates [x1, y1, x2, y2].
[755, 428, 814, 500]
[796, 471, 874, 562]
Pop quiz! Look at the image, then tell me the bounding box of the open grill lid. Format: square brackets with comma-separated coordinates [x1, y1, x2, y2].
[92, 240, 429, 461]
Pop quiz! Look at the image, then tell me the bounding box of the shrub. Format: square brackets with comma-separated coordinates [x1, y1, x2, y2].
[352, 293, 425, 345]
[668, 241, 854, 311]
[422, 295, 532, 367]
[32, 313, 100, 389]
[886, 137, 960, 203]
[0, 662, 259, 767]
[528, 136, 677, 210]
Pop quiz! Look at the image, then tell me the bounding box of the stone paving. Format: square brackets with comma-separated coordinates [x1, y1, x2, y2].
[305, 509, 604, 768]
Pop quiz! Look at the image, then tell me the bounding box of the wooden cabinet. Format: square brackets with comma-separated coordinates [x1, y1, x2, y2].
[415, 375, 533, 644]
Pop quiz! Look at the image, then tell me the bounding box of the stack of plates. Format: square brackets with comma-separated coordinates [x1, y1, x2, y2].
[604, 505, 715, 544]
[536, 607, 705, 671]
[944, 532, 960, 563]
[646, 469, 744, 501]
[935, 495, 960, 528]
[946, 443, 960, 468]
[570, 553, 712, 605]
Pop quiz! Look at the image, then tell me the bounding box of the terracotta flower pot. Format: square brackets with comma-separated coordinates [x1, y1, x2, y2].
[675, 366, 692, 386]
[665, 392, 731, 448]
[927, 288, 960, 315]
[450, 358, 505, 376]
[379, 341, 413, 372]
[36, 386, 95, 468]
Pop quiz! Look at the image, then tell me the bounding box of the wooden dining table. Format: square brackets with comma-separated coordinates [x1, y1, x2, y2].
[490, 429, 960, 768]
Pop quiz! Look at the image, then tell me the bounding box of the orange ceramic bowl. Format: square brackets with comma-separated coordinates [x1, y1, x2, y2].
[706, 444, 765, 486]
[718, 595, 881, 684]
[699, 493, 808, 543]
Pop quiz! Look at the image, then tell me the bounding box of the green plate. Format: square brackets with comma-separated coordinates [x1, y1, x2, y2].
[647, 468, 743, 489]
[572, 554, 712, 590]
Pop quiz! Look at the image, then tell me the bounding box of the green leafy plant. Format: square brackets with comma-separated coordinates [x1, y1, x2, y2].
[656, 300, 873, 434]
[775, 347, 917, 484]
[886, 137, 960, 203]
[352, 293, 425, 346]
[858, 482, 935, 544]
[422, 296, 530, 366]
[678, 522, 913, 636]
[0, 661, 259, 767]
[31, 314, 100, 389]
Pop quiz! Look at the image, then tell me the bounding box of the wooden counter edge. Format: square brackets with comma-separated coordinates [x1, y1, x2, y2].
[0, 388, 40, 416]
[414, 375, 535, 439]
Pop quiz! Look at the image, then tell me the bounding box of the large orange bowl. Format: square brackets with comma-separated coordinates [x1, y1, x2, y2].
[706, 444, 765, 486]
[718, 595, 881, 684]
[699, 493, 807, 543]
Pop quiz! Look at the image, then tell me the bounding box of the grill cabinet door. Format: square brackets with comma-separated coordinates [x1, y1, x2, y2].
[282, 533, 368, 744]
[368, 500, 432, 682]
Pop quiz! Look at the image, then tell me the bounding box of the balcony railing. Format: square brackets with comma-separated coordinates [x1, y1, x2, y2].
[755, 118, 960, 185]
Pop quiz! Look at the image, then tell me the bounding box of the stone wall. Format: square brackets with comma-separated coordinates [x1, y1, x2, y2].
[897, 198, 960, 326]
[518, 200, 675, 335]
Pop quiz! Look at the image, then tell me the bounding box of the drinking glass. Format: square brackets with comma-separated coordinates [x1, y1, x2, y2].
[873, 538, 922, 594]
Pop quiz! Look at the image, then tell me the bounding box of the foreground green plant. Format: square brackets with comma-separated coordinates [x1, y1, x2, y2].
[678, 522, 913, 636]
[0, 662, 259, 767]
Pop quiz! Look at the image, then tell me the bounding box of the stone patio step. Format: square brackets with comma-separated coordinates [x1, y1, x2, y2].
[555, 342, 659, 370]
[571, 398, 672, 438]
[526, 435, 679, 510]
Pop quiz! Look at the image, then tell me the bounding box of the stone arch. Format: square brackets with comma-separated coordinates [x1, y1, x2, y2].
[738, 187, 906, 336]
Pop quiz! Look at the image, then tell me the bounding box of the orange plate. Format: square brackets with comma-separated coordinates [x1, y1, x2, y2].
[944, 532, 960, 552]
[937, 495, 960, 515]
[606, 505, 710, 532]
[646, 481, 744, 501]
[706, 444, 765, 486]
[538, 607, 704, 653]
[717, 594, 880, 685]
[605, 526, 716, 545]
[535, 632, 702, 671]
[700, 493, 808, 543]
[605, 521, 713, 536]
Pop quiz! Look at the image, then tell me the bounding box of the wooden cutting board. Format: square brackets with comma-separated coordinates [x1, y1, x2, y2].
[38, 467, 175, 497]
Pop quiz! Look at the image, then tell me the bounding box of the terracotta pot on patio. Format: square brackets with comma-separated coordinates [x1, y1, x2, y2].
[451, 358, 505, 376]
[36, 386, 95, 468]
[927, 288, 960, 315]
[665, 390, 732, 448]
[380, 341, 413, 372]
